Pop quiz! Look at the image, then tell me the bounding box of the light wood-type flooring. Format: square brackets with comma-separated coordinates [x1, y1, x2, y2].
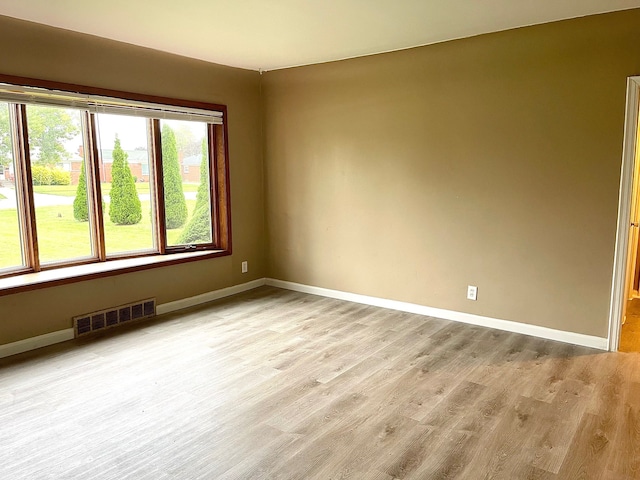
[621, 298, 640, 353]
[1, 286, 640, 479]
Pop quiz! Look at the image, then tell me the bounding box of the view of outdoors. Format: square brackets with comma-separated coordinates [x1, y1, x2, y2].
[27, 105, 93, 264]
[0, 102, 24, 270]
[0, 104, 213, 271]
[160, 118, 212, 248]
[95, 113, 155, 255]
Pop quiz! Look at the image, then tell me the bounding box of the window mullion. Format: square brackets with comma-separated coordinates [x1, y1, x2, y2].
[85, 112, 106, 261]
[208, 124, 220, 247]
[214, 123, 231, 252]
[150, 118, 167, 254]
[11, 104, 40, 272]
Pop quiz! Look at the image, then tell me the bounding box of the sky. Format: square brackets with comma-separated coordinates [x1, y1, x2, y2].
[63, 112, 207, 157]
[96, 114, 149, 151]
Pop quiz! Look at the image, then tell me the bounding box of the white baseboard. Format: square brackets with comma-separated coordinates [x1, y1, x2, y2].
[1, 277, 608, 360]
[0, 329, 75, 360]
[266, 278, 609, 351]
[0, 278, 267, 360]
[156, 278, 266, 315]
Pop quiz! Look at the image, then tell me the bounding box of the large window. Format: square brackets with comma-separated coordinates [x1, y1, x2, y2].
[0, 79, 230, 279]
[95, 113, 156, 256]
[27, 105, 94, 264]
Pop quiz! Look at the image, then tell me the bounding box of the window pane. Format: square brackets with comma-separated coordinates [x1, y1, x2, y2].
[95, 113, 155, 256]
[0, 103, 25, 270]
[27, 105, 93, 264]
[160, 119, 212, 247]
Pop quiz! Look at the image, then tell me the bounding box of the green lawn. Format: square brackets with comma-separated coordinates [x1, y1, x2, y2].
[0, 193, 6, 200]
[31, 185, 79, 196]
[33, 183, 198, 197]
[0, 200, 196, 268]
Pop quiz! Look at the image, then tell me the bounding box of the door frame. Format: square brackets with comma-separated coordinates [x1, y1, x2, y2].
[608, 76, 640, 351]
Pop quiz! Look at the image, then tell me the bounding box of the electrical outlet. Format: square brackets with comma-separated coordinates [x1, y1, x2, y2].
[241, 261, 248, 273]
[467, 285, 478, 301]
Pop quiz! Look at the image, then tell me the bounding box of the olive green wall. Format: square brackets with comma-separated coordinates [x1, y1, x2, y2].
[0, 16, 264, 344]
[262, 9, 640, 338]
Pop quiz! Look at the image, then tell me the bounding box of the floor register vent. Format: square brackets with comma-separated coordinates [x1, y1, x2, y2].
[73, 298, 156, 338]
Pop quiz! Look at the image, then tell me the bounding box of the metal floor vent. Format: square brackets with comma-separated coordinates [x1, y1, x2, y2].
[73, 298, 156, 338]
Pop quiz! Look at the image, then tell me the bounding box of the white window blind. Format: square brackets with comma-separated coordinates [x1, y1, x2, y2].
[0, 83, 224, 124]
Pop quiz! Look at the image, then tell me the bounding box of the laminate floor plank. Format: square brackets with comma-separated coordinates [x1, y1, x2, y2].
[607, 403, 640, 478]
[456, 394, 548, 479]
[605, 372, 640, 479]
[514, 465, 557, 480]
[523, 377, 594, 474]
[556, 412, 614, 479]
[1, 286, 639, 479]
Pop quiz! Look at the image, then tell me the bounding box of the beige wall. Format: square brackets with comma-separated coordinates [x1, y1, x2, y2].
[263, 9, 640, 338]
[0, 16, 264, 344]
[3, 9, 640, 347]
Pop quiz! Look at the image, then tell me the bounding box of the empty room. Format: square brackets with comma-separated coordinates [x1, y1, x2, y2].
[1, 1, 640, 478]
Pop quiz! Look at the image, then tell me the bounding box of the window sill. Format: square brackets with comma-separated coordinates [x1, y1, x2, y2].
[0, 250, 227, 297]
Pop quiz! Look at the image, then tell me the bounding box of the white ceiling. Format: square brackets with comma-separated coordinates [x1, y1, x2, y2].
[0, 0, 639, 71]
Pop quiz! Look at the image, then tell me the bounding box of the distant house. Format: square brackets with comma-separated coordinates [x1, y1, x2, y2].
[60, 146, 200, 184]
[58, 150, 84, 184]
[1, 164, 13, 182]
[98, 148, 151, 183]
[181, 154, 202, 183]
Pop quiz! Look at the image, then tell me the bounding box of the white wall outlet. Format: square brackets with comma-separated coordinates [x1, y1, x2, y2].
[241, 261, 248, 274]
[467, 285, 478, 301]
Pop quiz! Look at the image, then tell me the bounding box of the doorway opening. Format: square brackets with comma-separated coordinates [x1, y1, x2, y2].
[609, 76, 640, 351]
